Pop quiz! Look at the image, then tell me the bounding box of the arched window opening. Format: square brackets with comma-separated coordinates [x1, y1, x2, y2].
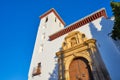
[45, 17, 48, 23]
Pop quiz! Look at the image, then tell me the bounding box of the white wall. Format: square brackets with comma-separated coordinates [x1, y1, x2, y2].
[29, 11, 120, 80]
[28, 11, 64, 80]
[45, 17, 120, 80]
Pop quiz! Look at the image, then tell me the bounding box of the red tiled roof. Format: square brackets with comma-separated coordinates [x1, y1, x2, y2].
[49, 8, 107, 41]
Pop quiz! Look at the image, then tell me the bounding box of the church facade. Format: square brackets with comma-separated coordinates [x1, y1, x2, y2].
[28, 8, 117, 80]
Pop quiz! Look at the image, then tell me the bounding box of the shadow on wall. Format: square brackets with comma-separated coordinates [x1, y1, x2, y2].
[89, 17, 120, 80]
[89, 17, 115, 59]
[49, 62, 58, 80]
[89, 17, 113, 39]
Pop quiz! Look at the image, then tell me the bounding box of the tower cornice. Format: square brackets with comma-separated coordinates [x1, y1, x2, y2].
[40, 8, 66, 26]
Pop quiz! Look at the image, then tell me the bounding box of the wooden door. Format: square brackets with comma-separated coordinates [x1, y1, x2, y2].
[69, 58, 92, 80]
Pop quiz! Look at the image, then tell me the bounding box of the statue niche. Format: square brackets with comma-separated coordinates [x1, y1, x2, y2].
[62, 31, 87, 50]
[71, 37, 77, 47]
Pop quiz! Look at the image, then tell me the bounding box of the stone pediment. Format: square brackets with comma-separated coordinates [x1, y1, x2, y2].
[62, 31, 87, 50]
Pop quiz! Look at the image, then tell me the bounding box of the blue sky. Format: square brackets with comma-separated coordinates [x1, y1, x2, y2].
[0, 0, 119, 80]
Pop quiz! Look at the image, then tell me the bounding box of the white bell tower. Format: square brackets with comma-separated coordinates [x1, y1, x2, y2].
[28, 8, 65, 80]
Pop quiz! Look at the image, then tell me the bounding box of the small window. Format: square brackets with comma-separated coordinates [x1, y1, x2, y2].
[43, 26, 45, 29]
[32, 63, 41, 77]
[59, 23, 61, 27]
[55, 17, 57, 22]
[45, 17, 48, 23]
[43, 25, 46, 29]
[43, 24, 47, 29]
[39, 45, 43, 53]
[42, 33, 45, 39]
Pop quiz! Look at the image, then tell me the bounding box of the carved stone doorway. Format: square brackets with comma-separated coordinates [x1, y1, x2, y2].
[69, 58, 93, 80]
[56, 31, 111, 80]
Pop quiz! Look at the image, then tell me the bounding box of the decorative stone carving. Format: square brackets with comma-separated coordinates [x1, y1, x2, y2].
[71, 37, 77, 47]
[56, 31, 111, 80]
[62, 31, 87, 50]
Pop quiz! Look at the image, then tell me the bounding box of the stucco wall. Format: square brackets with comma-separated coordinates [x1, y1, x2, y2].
[29, 10, 120, 80]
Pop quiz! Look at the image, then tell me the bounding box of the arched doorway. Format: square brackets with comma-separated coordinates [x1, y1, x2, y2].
[69, 57, 94, 80]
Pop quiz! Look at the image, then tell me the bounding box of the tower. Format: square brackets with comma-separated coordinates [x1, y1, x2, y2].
[28, 8, 65, 80]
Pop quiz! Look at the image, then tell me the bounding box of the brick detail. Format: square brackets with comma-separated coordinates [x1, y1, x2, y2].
[49, 9, 107, 41]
